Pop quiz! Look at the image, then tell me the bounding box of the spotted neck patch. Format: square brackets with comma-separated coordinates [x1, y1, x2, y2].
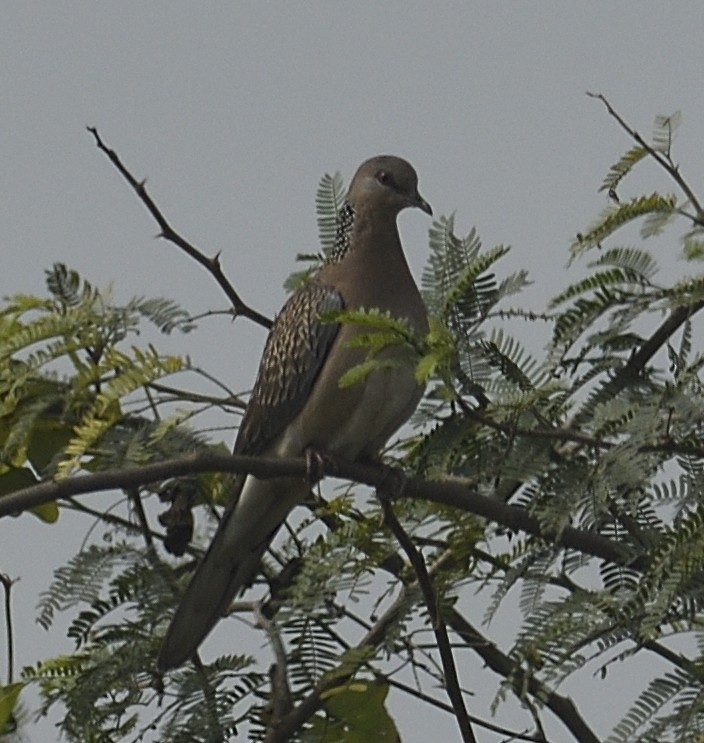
[326, 202, 355, 264]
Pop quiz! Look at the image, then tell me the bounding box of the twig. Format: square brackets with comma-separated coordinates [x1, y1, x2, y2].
[86, 127, 272, 330]
[63, 497, 204, 556]
[263, 579, 415, 742]
[147, 381, 247, 410]
[382, 675, 544, 743]
[126, 487, 154, 550]
[0, 573, 14, 684]
[307, 603, 547, 742]
[601, 302, 704, 399]
[377, 486, 476, 743]
[264, 550, 546, 742]
[587, 92, 704, 219]
[462, 400, 704, 461]
[274, 499, 595, 742]
[254, 604, 293, 741]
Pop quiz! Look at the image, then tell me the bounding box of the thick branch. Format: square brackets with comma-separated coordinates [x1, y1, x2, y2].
[87, 127, 272, 330]
[0, 452, 637, 569]
[18, 451, 604, 740]
[446, 610, 601, 743]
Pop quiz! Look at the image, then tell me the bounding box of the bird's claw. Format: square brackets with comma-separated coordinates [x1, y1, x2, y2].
[304, 447, 335, 483]
[376, 464, 407, 502]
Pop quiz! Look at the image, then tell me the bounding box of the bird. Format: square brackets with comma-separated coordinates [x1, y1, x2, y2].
[157, 155, 431, 671]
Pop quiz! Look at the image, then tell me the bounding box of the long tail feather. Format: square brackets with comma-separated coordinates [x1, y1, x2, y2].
[157, 476, 304, 670]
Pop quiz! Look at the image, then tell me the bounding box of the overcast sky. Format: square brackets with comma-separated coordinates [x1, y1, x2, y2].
[3, 4, 704, 741]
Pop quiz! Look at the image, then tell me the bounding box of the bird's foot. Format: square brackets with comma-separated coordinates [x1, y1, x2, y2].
[375, 463, 407, 503]
[304, 446, 336, 483]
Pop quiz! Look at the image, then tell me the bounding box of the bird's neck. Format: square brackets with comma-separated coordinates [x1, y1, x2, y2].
[327, 202, 356, 264]
[318, 207, 423, 324]
[326, 201, 400, 265]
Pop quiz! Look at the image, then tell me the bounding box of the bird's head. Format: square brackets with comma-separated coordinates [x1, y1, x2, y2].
[347, 155, 432, 217]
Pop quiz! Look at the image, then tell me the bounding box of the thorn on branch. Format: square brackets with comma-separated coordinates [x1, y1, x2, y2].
[87, 125, 273, 330]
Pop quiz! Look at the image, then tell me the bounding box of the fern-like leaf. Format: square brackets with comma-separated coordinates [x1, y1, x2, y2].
[316, 171, 347, 256]
[651, 111, 682, 155]
[599, 145, 649, 198]
[571, 193, 678, 257]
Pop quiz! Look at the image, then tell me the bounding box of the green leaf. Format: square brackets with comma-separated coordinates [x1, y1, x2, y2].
[316, 171, 347, 256]
[0, 465, 58, 522]
[27, 420, 74, 473]
[442, 244, 508, 321]
[0, 467, 37, 497]
[30, 499, 60, 523]
[0, 682, 23, 734]
[324, 308, 412, 337]
[571, 193, 677, 257]
[45, 263, 97, 308]
[344, 331, 407, 353]
[599, 145, 648, 197]
[682, 238, 704, 261]
[415, 322, 457, 384]
[590, 246, 659, 282]
[283, 267, 316, 292]
[550, 269, 647, 308]
[337, 359, 399, 388]
[305, 681, 399, 742]
[651, 111, 681, 154]
[415, 351, 443, 383]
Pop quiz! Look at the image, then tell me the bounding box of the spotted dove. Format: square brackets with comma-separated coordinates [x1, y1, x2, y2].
[157, 155, 431, 670]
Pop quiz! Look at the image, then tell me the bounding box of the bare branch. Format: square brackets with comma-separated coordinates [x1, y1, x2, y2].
[87, 126, 272, 329]
[255, 604, 293, 740]
[378, 485, 477, 743]
[0, 451, 638, 569]
[0, 573, 14, 684]
[587, 92, 704, 219]
[126, 487, 154, 550]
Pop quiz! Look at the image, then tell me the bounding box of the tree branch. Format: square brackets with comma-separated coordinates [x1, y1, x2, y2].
[126, 487, 154, 550]
[587, 92, 704, 219]
[87, 126, 272, 330]
[307, 494, 597, 742]
[0, 573, 14, 684]
[378, 487, 477, 743]
[445, 610, 601, 743]
[463, 404, 704, 461]
[255, 604, 293, 741]
[0, 451, 638, 569]
[572, 301, 704, 431]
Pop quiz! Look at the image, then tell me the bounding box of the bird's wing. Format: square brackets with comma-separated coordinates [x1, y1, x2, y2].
[234, 280, 344, 456]
[157, 281, 343, 671]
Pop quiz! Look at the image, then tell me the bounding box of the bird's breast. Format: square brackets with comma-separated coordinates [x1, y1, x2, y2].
[272, 329, 422, 462]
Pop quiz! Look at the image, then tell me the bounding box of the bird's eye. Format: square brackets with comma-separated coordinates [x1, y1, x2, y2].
[376, 170, 394, 187]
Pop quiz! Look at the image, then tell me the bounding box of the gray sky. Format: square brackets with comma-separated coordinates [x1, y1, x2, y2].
[3, 4, 704, 741]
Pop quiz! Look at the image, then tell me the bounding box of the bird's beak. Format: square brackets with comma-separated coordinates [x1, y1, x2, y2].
[414, 192, 433, 216]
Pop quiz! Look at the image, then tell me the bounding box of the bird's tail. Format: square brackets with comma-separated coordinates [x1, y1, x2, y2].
[157, 475, 305, 671]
